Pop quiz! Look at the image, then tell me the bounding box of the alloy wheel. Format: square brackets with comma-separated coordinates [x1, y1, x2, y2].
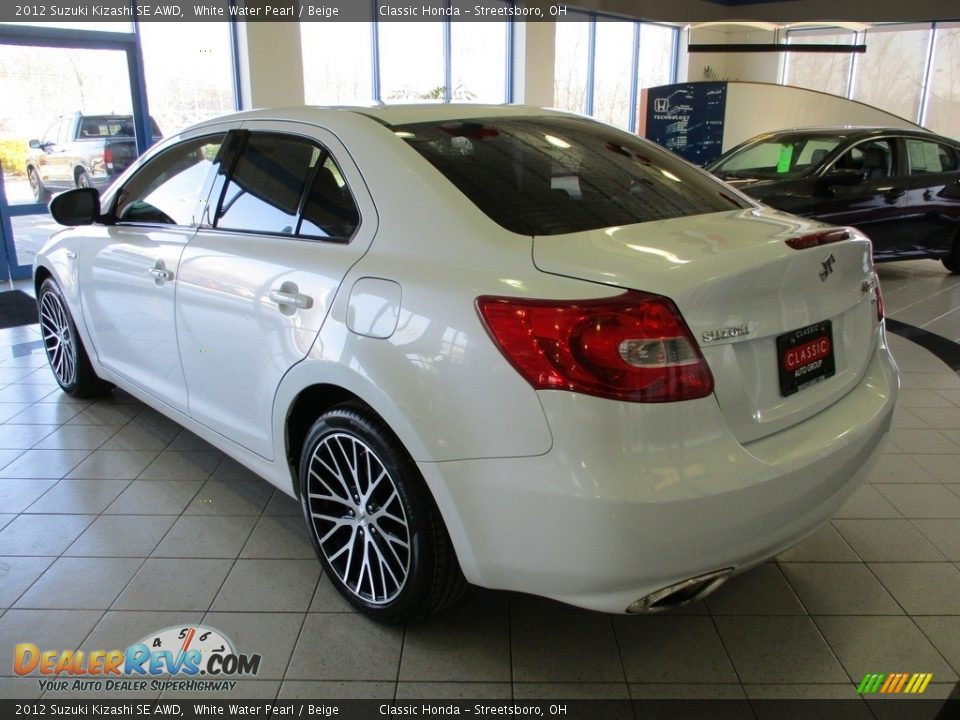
[39, 291, 76, 386]
[305, 432, 411, 605]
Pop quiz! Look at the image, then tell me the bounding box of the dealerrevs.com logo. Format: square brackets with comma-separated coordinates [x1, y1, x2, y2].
[14, 625, 261, 693]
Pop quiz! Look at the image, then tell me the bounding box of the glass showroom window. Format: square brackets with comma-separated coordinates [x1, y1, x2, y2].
[784, 28, 857, 97]
[593, 21, 634, 128]
[302, 22, 374, 105]
[554, 17, 591, 115]
[852, 24, 931, 123]
[638, 23, 676, 90]
[451, 19, 509, 102]
[925, 24, 960, 139]
[138, 20, 236, 136]
[379, 22, 445, 102]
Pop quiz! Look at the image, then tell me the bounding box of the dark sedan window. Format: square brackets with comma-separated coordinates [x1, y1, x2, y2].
[397, 116, 748, 236]
[906, 139, 959, 174]
[215, 133, 360, 241]
[115, 134, 225, 226]
[711, 135, 845, 179]
[832, 140, 896, 180]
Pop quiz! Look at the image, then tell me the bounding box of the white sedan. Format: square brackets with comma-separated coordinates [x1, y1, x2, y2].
[35, 105, 898, 621]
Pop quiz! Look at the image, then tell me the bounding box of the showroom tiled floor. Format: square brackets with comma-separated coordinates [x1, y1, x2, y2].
[1, 260, 960, 701]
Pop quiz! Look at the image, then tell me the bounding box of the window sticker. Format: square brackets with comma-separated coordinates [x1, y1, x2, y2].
[776, 144, 794, 174]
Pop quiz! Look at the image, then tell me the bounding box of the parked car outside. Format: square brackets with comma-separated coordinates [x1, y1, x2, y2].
[707, 127, 960, 271]
[26, 112, 162, 202]
[34, 105, 898, 622]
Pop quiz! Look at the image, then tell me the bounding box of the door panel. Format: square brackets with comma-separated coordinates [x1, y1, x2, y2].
[176, 121, 377, 459]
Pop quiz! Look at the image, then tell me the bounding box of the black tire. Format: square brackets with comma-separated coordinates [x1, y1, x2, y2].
[942, 236, 960, 274]
[299, 402, 465, 622]
[76, 170, 92, 189]
[27, 167, 50, 203]
[37, 278, 112, 398]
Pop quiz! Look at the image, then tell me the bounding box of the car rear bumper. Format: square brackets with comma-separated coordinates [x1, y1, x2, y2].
[419, 341, 898, 614]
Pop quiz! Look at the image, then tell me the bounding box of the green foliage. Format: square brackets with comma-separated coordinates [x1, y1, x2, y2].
[0, 138, 29, 177]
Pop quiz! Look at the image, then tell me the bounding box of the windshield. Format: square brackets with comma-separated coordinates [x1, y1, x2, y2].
[711, 134, 845, 179]
[396, 116, 749, 236]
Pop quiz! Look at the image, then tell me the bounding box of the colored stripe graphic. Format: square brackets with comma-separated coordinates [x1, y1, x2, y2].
[857, 673, 932, 694]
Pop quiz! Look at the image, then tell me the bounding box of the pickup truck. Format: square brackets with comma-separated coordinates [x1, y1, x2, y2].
[26, 112, 162, 202]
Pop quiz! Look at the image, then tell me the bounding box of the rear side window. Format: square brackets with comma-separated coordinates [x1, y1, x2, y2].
[906, 138, 959, 174]
[215, 133, 359, 240]
[397, 116, 748, 236]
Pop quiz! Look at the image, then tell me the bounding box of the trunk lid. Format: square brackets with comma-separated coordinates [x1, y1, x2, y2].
[532, 207, 880, 444]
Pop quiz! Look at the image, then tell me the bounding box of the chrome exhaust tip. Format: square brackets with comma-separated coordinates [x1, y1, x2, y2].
[626, 568, 734, 614]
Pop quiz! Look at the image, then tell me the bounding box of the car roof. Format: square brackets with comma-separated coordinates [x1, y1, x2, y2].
[759, 126, 948, 140]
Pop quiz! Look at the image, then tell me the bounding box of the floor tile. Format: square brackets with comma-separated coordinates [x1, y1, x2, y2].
[0, 556, 54, 606]
[0, 513, 93, 555]
[815, 615, 958, 682]
[0, 676, 42, 698]
[911, 406, 960, 428]
[0, 424, 55, 449]
[875, 484, 960, 518]
[0, 448, 89, 479]
[67, 402, 142, 426]
[15, 557, 143, 609]
[706, 563, 805, 615]
[868, 562, 960, 614]
[714, 616, 848, 684]
[8, 403, 82, 425]
[628, 684, 746, 700]
[277, 680, 395, 699]
[152, 514, 258, 559]
[31, 425, 115, 451]
[24, 478, 130, 514]
[913, 616, 960, 675]
[613, 615, 737, 683]
[210, 559, 319, 612]
[65, 515, 177, 558]
[507, 592, 594, 615]
[67, 450, 157, 480]
[833, 485, 902, 519]
[104, 480, 202, 515]
[397, 682, 513, 699]
[160, 680, 280, 700]
[0, 384, 55, 403]
[911, 454, 960, 483]
[0, 478, 57, 513]
[112, 558, 233, 611]
[264, 490, 301, 516]
[169, 430, 219, 452]
[911, 519, 960, 561]
[887, 428, 960, 454]
[742, 684, 862, 700]
[138, 450, 223, 481]
[399, 613, 509, 681]
[867, 454, 937, 483]
[82, 610, 205, 652]
[202, 611, 303, 680]
[0, 515, 12, 532]
[0, 611, 103, 676]
[0, 403, 34, 424]
[184, 475, 273, 516]
[833, 519, 947, 561]
[285, 613, 402, 681]
[240, 514, 315, 559]
[309, 574, 355, 613]
[779, 563, 902, 615]
[897, 388, 956, 408]
[776, 523, 859, 562]
[100, 423, 179, 452]
[511, 615, 623, 682]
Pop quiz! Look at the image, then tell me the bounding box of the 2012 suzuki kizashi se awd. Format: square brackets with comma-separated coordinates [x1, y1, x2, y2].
[35, 105, 898, 621]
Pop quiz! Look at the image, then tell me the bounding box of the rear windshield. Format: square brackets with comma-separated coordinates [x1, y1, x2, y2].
[79, 115, 162, 139]
[396, 116, 749, 236]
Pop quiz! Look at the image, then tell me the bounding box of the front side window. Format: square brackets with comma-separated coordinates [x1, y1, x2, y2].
[905, 138, 959, 174]
[832, 139, 897, 179]
[215, 133, 360, 240]
[398, 116, 748, 236]
[115, 134, 225, 225]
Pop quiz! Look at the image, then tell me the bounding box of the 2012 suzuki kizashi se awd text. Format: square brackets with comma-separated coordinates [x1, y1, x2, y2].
[34, 105, 898, 622]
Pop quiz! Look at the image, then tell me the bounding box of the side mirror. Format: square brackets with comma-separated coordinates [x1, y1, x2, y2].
[28, 139, 41, 149]
[820, 169, 865, 187]
[50, 188, 100, 226]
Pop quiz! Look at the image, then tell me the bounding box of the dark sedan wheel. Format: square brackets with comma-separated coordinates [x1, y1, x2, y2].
[28, 167, 50, 203]
[943, 236, 960, 274]
[299, 402, 465, 622]
[38, 278, 112, 397]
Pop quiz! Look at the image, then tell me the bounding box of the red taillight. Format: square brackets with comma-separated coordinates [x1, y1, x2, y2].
[875, 282, 885, 322]
[786, 229, 850, 250]
[103, 146, 114, 170]
[476, 291, 714, 403]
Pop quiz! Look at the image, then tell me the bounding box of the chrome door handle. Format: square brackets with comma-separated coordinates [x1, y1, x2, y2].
[148, 267, 174, 281]
[269, 289, 313, 310]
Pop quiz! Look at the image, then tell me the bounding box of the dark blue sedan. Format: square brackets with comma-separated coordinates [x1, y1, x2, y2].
[708, 127, 960, 272]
